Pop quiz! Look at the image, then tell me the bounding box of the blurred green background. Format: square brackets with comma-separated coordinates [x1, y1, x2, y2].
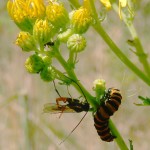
[0, 1, 150, 150]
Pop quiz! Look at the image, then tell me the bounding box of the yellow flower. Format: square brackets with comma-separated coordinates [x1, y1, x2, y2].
[7, 0, 46, 32]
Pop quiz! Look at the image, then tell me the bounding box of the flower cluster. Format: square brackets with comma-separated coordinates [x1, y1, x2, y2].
[7, 0, 93, 82]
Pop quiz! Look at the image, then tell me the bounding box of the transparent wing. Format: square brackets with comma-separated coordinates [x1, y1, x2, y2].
[43, 103, 75, 113]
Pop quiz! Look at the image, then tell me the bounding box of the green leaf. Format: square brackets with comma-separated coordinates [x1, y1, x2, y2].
[135, 96, 150, 106]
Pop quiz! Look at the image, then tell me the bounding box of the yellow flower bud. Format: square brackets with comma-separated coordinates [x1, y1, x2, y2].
[93, 79, 106, 100]
[7, 0, 32, 32]
[93, 79, 106, 92]
[33, 19, 55, 45]
[25, 54, 44, 73]
[67, 34, 86, 52]
[100, 0, 111, 9]
[71, 7, 92, 34]
[16, 31, 36, 52]
[46, 2, 69, 30]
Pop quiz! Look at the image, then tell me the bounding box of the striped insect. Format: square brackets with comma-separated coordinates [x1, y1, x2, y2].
[94, 88, 122, 142]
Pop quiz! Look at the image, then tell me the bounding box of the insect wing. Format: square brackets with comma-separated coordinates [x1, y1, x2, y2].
[43, 103, 75, 113]
[43, 103, 62, 113]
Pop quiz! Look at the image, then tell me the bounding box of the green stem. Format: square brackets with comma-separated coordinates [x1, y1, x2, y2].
[87, 1, 129, 150]
[68, 0, 80, 8]
[109, 120, 129, 150]
[72, 0, 150, 86]
[54, 48, 97, 108]
[111, 2, 150, 76]
[93, 23, 150, 86]
[88, 0, 150, 86]
[53, 2, 134, 150]
[54, 44, 129, 149]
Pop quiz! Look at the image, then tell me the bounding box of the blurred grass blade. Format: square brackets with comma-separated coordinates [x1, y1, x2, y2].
[0, 94, 18, 109]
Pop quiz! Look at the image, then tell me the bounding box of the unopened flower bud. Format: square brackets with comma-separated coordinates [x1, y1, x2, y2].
[16, 32, 36, 52]
[67, 34, 86, 52]
[71, 7, 92, 34]
[40, 66, 56, 82]
[42, 56, 52, 66]
[93, 79, 106, 100]
[25, 54, 44, 73]
[46, 2, 69, 30]
[33, 19, 55, 45]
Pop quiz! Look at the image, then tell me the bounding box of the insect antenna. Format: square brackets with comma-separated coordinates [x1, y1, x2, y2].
[59, 111, 88, 145]
[59, 76, 89, 144]
[64, 75, 88, 102]
[53, 80, 62, 97]
[67, 85, 73, 99]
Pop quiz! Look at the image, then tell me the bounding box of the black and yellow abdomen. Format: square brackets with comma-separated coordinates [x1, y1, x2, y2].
[94, 88, 122, 142]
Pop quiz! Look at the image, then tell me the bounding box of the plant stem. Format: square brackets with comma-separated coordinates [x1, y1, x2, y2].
[93, 23, 150, 86]
[54, 1, 135, 150]
[111, 2, 150, 76]
[109, 120, 129, 150]
[54, 44, 129, 149]
[54, 48, 97, 108]
[87, 0, 150, 86]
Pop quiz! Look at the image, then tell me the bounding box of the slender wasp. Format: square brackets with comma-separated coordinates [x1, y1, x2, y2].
[43, 80, 90, 144]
